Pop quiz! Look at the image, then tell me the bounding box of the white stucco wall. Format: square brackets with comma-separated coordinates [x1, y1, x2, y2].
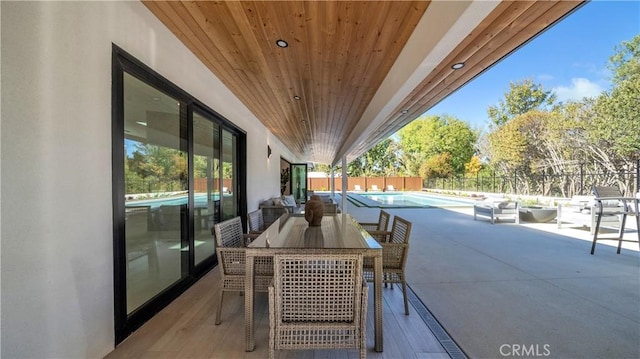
[0, 1, 293, 357]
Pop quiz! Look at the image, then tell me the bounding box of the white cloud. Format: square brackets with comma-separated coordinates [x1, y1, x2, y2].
[553, 78, 603, 102]
[537, 74, 554, 82]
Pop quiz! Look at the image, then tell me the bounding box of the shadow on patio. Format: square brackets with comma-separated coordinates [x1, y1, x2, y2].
[107, 205, 638, 359]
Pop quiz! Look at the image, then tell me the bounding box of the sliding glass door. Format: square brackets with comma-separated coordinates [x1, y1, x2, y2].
[193, 111, 219, 265]
[221, 129, 238, 220]
[291, 163, 308, 203]
[113, 45, 246, 343]
[123, 72, 188, 313]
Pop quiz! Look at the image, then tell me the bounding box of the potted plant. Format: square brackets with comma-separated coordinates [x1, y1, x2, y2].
[280, 167, 290, 195]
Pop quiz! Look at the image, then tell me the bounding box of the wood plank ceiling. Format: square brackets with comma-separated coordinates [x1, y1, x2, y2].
[143, 0, 584, 165]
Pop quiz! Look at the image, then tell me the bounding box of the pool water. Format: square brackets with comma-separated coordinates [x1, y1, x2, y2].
[125, 193, 227, 209]
[350, 192, 473, 208]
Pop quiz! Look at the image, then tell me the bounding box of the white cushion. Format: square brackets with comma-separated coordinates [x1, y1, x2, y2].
[497, 201, 512, 209]
[596, 199, 621, 207]
[282, 195, 296, 207]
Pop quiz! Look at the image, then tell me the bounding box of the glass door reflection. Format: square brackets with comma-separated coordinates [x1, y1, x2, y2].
[291, 163, 308, 203]
[123, 73, 187, 314]
[192, 111, 219, 265]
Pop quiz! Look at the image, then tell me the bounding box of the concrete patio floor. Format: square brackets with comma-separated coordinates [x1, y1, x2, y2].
[347, 204, 640, 359]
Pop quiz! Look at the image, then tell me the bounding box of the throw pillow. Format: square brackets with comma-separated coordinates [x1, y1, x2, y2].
[283, 195, 296, 207]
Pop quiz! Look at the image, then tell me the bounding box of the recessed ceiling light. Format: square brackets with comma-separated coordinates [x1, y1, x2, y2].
[136, 121, 148, 127]
[451, 62, 465, 70]
[276, 39, 289, 48]
[293, 95, 301, 100]
[401, 110, 409, 114]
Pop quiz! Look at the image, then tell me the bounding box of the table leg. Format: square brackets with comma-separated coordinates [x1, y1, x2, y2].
[374, 255, 383, 352]
[245, 255, 255, 351]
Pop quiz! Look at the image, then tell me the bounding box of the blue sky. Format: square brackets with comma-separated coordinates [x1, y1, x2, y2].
[425, 0, 640, 132]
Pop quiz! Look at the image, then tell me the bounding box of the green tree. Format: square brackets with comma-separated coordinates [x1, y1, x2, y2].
[464, 156, 483, 176]
[439, 117, 477, 174]
[589, 34, 640, 160]
[397, 114, 477, 176]
[346, 157, 365, 177]
[126, 142, 186, 192]
[487, 79, 556, 127]
[344, 138, 398, 177]
[420, 153, 453, 178]
[608, 34, 640, 84]
[487, 110, 555, 193]
[313, 163, 333, 176]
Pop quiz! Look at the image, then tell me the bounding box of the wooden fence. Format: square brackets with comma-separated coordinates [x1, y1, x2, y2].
[308, 177, 422, 191]
[194, 178, 234, 193]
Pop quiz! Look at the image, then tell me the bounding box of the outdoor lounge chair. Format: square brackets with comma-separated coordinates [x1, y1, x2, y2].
[387, 184, 396, 191]
[473, 198, 520, 224]
[268, 253, 367, 359]
[590, 186, 640, 254]
[557, 194, 622, 234]
[353, 184, 363, 192]
[323, 202, 340, 214]
[370, 184, 380, 192]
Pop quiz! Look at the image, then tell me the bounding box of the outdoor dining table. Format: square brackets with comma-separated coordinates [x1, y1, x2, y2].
[244, 213, 384, 352]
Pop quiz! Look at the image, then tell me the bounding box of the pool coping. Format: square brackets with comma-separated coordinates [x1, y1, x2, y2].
[333, 191, 476, 209]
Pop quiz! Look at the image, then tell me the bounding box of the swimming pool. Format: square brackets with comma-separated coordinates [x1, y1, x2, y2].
[348, 192, 474, 208]
[125, 193, 227, 209]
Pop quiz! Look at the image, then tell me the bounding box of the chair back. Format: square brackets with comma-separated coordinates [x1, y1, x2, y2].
[213, 217, 273, 325]
[248, 209, 265, 232]
[593, 186, 623, 198]
[269, 253, 367, 357]
[383, 216, 412, 270]
[213, 216, 244, 247]
[272, 253, 364, 323]
[377, 210, 391, 232]
[592, 185, 635, 214]
[389, 216, 411, 245]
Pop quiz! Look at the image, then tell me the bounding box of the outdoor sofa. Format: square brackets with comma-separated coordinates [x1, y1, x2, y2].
[259, 194, 302, 226]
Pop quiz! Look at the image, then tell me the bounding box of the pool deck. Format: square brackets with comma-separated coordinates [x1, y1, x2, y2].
[346, 204, 639, 359]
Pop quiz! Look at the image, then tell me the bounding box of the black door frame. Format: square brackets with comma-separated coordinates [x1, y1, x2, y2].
[112, 44, 246, 344]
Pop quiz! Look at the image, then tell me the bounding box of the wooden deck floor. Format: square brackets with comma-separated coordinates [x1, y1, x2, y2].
[105, 267, 453, 359]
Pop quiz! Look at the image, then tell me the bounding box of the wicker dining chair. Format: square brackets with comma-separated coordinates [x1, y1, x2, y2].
[359, 209, 391, 243]
[213, 217, 272, 325]
[269, 253, 368, 359]
[363, 215, 412, 315]
[247, 208, 267, 234]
